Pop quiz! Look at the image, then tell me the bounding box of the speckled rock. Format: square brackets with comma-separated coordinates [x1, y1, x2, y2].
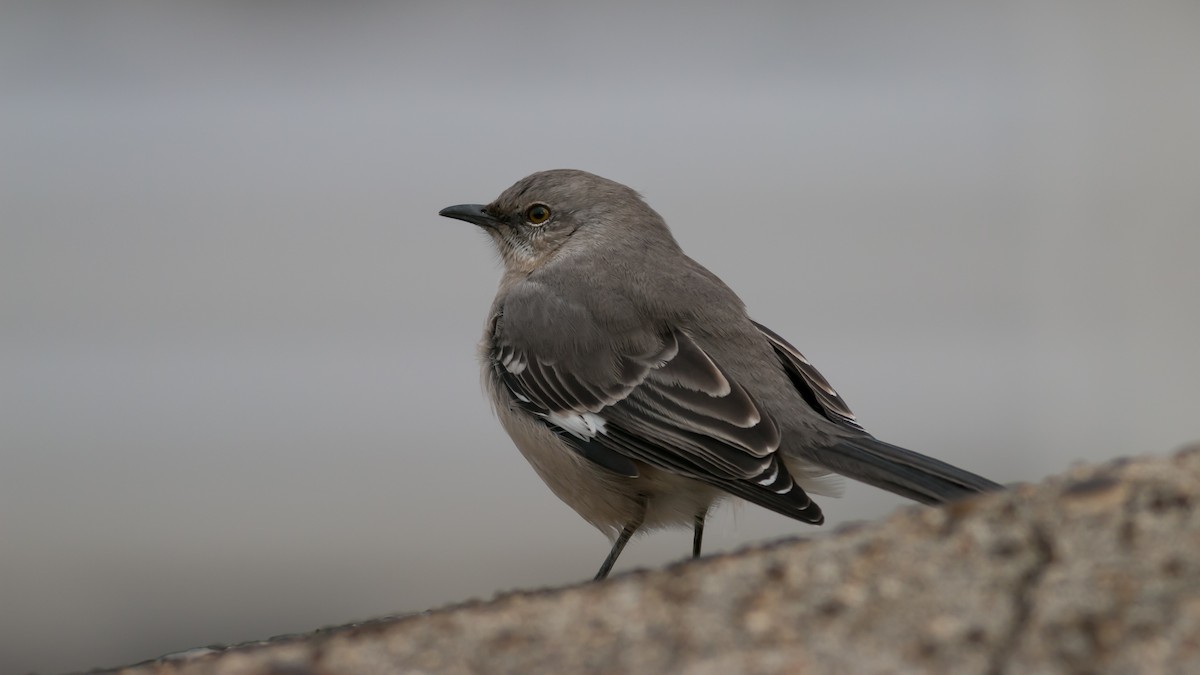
[99, 445, 1200, 675]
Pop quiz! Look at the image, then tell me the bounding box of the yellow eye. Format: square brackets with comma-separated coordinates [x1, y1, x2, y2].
[525, 203, 552, 225]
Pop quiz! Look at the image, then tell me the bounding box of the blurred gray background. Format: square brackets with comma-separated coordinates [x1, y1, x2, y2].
[2, 1, 1198, 672]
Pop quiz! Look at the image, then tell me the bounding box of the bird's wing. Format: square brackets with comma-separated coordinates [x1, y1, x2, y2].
[751, 320, 864, 431]
[751, 320, 1004, 503]
[489, 290, 822, 524]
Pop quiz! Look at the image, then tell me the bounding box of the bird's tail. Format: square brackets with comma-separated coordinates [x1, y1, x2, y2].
[799, 437, 1002, 505]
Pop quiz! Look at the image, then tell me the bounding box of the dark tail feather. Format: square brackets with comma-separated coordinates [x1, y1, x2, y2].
[809, 437, 1002, 505]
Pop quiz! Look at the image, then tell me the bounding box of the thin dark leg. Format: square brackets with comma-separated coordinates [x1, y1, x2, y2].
[692, 509, 707, 559]
[594, 494, 647, 580]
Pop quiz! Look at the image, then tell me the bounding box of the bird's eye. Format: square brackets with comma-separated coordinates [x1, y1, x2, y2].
[525, 203, 552, 225]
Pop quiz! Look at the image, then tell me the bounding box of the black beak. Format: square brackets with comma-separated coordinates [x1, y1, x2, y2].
[438, 203, 499, 228]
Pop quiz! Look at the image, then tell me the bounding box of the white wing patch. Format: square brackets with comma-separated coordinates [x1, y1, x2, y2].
[504, 354, 527, 375]
[546, 411, 608, 441]
[755, 462, 779, 486]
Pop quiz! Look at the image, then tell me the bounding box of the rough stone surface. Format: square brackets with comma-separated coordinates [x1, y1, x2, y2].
[96, 445, 1200, 675]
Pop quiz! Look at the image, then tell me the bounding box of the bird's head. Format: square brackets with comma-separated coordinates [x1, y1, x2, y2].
[439, 169, 677, 273]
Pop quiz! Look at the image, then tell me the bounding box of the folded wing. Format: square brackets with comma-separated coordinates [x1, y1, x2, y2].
[490, 308, 823, 524]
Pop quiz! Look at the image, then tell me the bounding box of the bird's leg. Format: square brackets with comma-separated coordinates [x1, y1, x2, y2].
[692, 508, 708, 559]
[594, 494, 647, 580]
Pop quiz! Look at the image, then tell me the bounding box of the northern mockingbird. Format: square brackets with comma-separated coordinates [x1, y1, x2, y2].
[439, 169, 1001, 580]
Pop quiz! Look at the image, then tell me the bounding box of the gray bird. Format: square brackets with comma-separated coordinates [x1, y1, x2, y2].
[439, 169, 1001, 580]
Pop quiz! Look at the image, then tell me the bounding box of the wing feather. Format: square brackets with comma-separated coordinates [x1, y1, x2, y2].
[752, 320, 863, 430]
[490, 308, 821, 523]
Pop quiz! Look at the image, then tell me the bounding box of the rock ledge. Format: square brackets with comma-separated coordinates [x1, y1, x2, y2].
[101, 446, 1200, 675]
